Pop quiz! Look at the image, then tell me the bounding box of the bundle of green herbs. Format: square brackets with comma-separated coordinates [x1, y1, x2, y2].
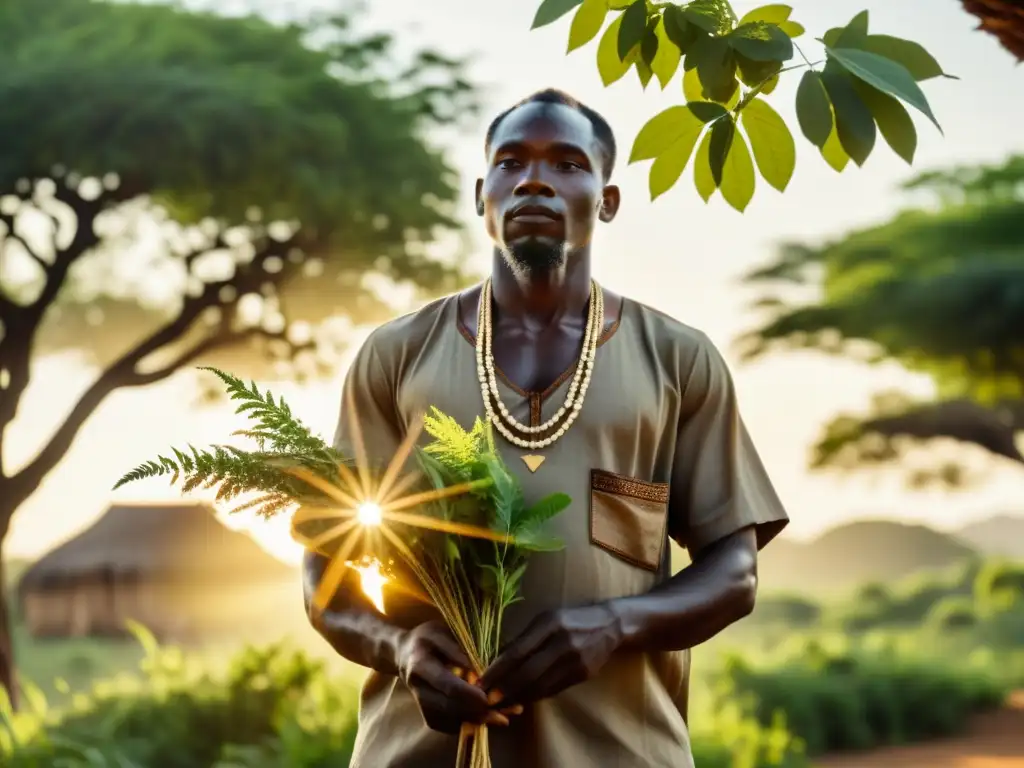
[114, 367, 571, 768]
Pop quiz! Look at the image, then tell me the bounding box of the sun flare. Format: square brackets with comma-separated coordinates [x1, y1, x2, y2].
[349, 558, 388, 613]
[356, 501, 383, 526]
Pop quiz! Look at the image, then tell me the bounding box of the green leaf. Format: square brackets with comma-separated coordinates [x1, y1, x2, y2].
[648, 118, 705, 200]
[635, 56, 654, 89]
[520, 492, 572, 527]
[729, 22, 794, 62]
[687, 100, 729, 122]
[683, 65, 703, 101]
[719, 121, 756, 212]
[684, 0, 731, 34]
[834, 10, 869, 48]
[685, 64, 739, 106]
[651, 17, 682, 88]
[795, 70, 833, 148]
[708, 116, 734, 186]
[779, 20, 804, 38]
[740, 98, 795, 192]
[445, 537, 461, 562]
[630, 105, 704, 162]
[568, 0, 609, 52]
[822, 27, 843, 47]
[690, 34, 737, 103]
[854, 81, 917, 164]
[761, 73, 780, 94]
[859, 35, 952, 81]
[533, 0, 585, 29]
[515, 530, 565, 552]
[597, 15, 635, 85]
[736, 53, 782, 87]
[827, 46, 942, 132]
[820, 120, 850, 172]
[739, 4, 792, 25]
[618, 0, 648, 61]
[821, 65, 876, 166]
[663, 5, 699, 53]
[693, 128, 717, 202]
[641, 19, 660, 68]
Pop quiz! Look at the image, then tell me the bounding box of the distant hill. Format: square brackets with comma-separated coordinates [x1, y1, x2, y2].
[954, 515, 1024, 559]
[758, 520, 978, 596]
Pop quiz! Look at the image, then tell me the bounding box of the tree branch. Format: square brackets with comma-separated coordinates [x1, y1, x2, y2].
[5, 230, 308, 508]
[812, 395, 1024, 484]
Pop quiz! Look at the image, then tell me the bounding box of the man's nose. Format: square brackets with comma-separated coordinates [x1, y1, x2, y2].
[513, 164, 556, 198]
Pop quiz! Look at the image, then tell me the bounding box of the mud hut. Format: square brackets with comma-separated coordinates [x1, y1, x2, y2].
[17, 502, 298, 641]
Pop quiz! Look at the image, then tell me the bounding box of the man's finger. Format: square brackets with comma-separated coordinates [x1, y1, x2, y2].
[419, 661, 490, 707]
[427, 630, 472, 669]
[478, 618, 552, 690]
[487, 645, 557, 709]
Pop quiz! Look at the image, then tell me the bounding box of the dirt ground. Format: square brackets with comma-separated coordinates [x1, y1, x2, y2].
[816, 692, 1024, 768]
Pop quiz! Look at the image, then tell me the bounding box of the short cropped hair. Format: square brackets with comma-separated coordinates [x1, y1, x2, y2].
[484, 88, 617, 181]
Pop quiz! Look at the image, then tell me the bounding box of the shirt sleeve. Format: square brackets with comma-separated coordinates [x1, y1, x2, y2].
[332, 331, 404, 468]
[668, 332, 789, 556]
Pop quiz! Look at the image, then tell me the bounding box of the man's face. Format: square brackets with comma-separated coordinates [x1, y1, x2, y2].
[477, 102, 619, 276]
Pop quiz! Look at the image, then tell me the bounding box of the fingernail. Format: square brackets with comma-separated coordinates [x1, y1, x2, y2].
[487, 690, 503, 705]
[467, 671, 479, 686]
[507, 705, 524, 716]
[451, 666, 464, 679]
[485, 713, 509, 727]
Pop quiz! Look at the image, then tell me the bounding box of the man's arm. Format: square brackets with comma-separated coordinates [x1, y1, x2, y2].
[302, 550, 404, 676]
[301, 335, 505, 733]
[608, 527, 757, 652]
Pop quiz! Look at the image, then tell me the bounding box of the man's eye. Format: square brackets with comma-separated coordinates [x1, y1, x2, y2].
[497, 158, 521, 170]
[557, 161, 583, 171]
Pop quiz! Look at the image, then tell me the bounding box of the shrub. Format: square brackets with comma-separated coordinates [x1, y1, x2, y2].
[712, 646, 1007, 756]
[928, 596, 978, 631]
[2, 632, 359, 768]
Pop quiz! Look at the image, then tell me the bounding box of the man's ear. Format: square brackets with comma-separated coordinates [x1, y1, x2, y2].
[474, 179, 484, 217]
[598, 185, 621, 223]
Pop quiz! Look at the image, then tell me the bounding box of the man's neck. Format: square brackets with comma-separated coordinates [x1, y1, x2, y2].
[489, 249, 592, 328]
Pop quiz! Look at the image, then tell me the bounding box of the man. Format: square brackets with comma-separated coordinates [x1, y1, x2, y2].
[302, 88, 789, 768]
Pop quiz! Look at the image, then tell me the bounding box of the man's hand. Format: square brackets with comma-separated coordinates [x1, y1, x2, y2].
[396, 621, 510, 734]
[478, 603, 623, 708]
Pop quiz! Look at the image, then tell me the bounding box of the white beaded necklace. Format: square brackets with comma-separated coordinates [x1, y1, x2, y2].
[475, 277, 604, 453]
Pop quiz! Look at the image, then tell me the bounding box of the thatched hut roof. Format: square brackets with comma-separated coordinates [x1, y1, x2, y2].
[18, 502, 296, 592]
[963, 0, 1024, 61]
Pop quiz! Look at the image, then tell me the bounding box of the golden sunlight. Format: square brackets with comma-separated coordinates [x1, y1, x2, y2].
[356, 501, 383, 526]
[286, 395, 512, 618]
[349, 558, 388, 613]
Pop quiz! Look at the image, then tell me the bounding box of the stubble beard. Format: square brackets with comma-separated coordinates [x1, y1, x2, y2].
[502, 236, 568, 278]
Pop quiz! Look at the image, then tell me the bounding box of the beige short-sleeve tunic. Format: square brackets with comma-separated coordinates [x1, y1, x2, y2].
[331, 291, 789, 768]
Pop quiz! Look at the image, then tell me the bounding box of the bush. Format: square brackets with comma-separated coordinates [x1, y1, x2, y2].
[714, 645, 1008, 756]
[928, 595, 978, 630]
[2, 631, 359, 768]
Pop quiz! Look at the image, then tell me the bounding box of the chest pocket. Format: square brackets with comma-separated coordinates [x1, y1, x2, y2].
[589, 469, 669, 572]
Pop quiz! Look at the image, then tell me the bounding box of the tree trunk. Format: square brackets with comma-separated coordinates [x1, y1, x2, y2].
[0, 524, 18, 711]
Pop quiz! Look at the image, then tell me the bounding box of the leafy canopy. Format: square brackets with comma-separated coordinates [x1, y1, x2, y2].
[738, 155, 1024, 482]
[532, 1, 953, 212]
[0, 0, 477, 368]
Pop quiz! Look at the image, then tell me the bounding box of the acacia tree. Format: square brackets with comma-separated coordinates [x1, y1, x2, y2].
[736, 155, 1024, 485]
[0, 0, 477, 706]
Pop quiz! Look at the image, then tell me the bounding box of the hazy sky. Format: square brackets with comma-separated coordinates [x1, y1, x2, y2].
[7, 0, 1024, 564]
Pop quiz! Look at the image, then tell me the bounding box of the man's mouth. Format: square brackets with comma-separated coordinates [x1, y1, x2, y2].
[509, 204, 562, 223]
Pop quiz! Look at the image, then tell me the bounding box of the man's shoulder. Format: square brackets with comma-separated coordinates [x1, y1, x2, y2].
[361, 292, 457, 359]
[625, 297, 716, 353]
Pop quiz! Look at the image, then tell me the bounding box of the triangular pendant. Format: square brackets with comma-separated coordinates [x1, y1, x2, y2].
[521, 455, 545, 473]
